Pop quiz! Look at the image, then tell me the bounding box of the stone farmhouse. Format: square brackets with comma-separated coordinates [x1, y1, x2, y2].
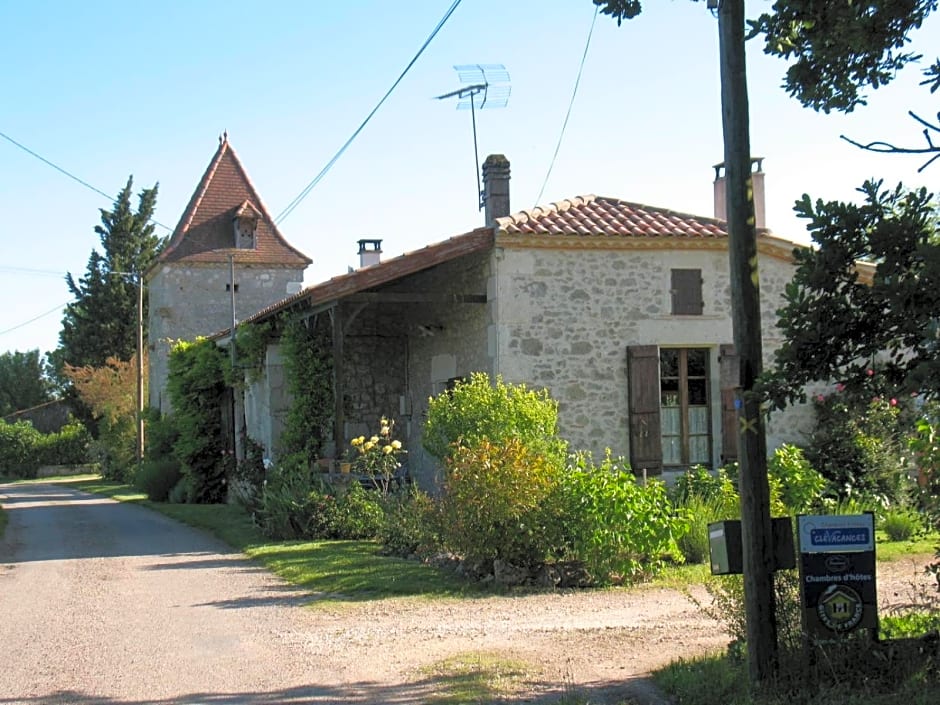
[149, 141, 813, 488]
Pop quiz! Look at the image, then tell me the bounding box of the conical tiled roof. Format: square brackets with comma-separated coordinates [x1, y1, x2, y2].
[155, 137, 311, 268]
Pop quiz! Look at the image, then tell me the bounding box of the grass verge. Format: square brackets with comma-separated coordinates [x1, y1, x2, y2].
[54, 476, 474, 601]
[654, 646, 939, 705]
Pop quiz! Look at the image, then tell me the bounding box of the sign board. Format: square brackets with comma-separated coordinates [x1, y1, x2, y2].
[797, 514, 877, 638]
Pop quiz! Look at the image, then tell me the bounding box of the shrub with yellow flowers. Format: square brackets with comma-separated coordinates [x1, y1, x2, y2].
[350, 416, 406, 493]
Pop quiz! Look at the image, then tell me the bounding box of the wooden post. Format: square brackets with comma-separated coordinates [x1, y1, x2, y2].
[332, 304, 345, 460]
[717, 0, 778, 685]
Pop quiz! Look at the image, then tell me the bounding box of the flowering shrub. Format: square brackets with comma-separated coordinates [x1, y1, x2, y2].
[349, 417, 405, 493]
[806, 370, 916, 505]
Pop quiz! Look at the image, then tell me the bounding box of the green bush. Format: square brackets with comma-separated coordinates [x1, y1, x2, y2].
[379, 487, 442, 558]
[228, 438, 267, 510]
[330, 483, 384, 539]
[768, 443, 830, 513]
[423, 372, 567, 466]
[256, 459, 317, 539]
[0, 420, 42, 478]
[557, 452, 689, 583]
[136, 459, 183, 502]
[671, 464, 739, 506]
[438, 437, 563, 567]
[255, 457, 385, 541]
[676, 493, 735, 565]
[880, 506, 926, 541]
[168, 475, 196, 504]
[34, 420, 91, 466]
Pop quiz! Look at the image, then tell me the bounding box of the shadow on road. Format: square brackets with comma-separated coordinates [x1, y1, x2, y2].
[0, 482, 239, 564]
[0, 673, 667, 704]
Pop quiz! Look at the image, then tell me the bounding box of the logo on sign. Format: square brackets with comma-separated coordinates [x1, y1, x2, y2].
[817, 585, 864, 632]
[809, 528, 870, 548]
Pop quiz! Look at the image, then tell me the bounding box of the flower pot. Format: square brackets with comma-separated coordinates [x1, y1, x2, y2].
[339, 462, 352, 474]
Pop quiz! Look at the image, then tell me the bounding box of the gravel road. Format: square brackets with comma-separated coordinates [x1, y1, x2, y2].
[0, 481, 934, 705]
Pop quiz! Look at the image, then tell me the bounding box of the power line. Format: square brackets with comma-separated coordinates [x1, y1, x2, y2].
[0, 266, 66, 278]
[0, 301, 71, 336]
[0, 129, 172, 231]
[534, 5, 599, 207]
[275, 0, 464, 225]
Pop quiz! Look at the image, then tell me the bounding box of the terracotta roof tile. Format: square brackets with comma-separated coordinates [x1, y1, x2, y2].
[496, 195, 728, 239]
[153, 138, 311, 269]
[225, 227, 494, 334]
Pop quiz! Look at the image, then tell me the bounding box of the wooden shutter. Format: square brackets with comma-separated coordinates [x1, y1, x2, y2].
[627, 345, 662, 475]
[719, 344, 739, 466]
[671, 269, 704, 315]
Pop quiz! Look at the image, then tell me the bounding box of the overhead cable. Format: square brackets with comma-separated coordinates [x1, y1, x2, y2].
[0, 301, 71, 336]
[275, 0, 464, 225]
[534, 5, 599, 207]
[0, 130, 171, 231]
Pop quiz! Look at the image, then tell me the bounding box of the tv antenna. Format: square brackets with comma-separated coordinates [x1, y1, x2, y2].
[435, 64, 510, 210]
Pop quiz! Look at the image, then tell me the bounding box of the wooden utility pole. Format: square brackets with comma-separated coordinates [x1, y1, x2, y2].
[717, 0, 778, 685]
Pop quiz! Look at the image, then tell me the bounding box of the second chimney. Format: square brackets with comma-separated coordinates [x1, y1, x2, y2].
[357, 239, 382, 268]
[713, 158, 765, 229]
[482, 154, 511, 226]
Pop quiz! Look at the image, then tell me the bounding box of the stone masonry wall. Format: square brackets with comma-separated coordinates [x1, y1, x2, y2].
[148, 262, 304, 412]
[492, 244, 812, 466]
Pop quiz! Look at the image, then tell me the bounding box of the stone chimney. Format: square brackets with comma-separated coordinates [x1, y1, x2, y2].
[482, 154, 511, 226]
[357, 239, 382, 268]
[713, 158, 765, 229]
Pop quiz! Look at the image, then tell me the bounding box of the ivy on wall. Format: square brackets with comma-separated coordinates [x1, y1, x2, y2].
[280, 315, 334, 467]
[166, 338, 228, 502]
[234, 320, 275, 384]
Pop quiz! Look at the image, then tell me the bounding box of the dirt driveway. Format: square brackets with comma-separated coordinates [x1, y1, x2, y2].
[0, 482, 933, 704]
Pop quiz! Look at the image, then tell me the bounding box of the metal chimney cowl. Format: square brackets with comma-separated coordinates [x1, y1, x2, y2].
[713, 158, 765, 229]
[357, 239, 382, 268]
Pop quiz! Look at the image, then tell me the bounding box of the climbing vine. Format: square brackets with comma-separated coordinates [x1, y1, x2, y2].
[235, 320, 275, 384]
[280, 316, 334, 468]
[166, 338, 228, 503]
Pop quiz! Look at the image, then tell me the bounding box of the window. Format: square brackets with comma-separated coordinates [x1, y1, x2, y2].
[659, 348, 711, 469]
[671, 269, 703, 315]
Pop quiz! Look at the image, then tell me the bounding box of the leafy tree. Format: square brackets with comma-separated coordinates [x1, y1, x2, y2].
[763, 182, 940, 408]
[52, 176, 163, 376]
[64, 354, 143, 480]
[594, 1, 936, 114]
[0, 350, 52, 416]
[748, 0, 937, 114]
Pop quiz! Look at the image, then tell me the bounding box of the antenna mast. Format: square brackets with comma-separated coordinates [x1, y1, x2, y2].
[435, 64, 510, 209]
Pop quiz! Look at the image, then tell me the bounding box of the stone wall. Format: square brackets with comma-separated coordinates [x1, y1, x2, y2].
[491, 244, 813, 467]
[148, 262, 304, 412]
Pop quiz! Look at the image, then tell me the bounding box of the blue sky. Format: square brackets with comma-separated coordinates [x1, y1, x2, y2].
[2, 0, 938, 357]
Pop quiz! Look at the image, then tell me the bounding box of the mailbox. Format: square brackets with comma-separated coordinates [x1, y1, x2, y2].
[708, 517, 795, 575]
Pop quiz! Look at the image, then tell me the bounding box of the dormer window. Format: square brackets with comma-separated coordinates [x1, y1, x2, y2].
[233, 201, 259, 249]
